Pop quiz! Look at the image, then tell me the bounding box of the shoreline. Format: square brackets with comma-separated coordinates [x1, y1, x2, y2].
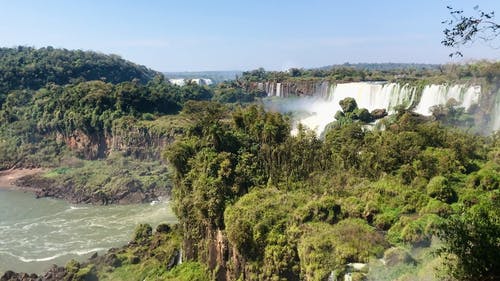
[0, 168, 170, 205]
[0, 168, 45, 191]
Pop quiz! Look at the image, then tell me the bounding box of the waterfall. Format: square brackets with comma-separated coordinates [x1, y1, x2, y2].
[262, 81, 486, 135]
[326, 82, 418, 112]
[493, 89, 500, 131]
[298, 82, 419, 134]
[413, 84, 481, 115]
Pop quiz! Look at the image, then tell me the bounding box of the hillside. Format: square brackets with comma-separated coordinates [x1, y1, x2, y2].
[0, 46, 160, 105]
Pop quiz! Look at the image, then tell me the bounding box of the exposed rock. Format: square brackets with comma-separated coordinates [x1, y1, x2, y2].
[370, 108, 388, 120]
[156, 223, 172, 233]
[40, 265, 68, 281]
[103, 253, 122, 268]
[166, 249, 180, 270]
[89, 252, 98, 260]
[0, 265, 72, 281]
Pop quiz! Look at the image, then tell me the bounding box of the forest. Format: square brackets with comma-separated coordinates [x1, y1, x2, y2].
[0, 47, 498, 281]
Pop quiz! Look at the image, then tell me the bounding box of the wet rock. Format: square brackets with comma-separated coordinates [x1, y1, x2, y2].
[103, 253, 122, 268]
[1, 270, 41, 281]
[370, 108, 388, 120]
[156, 224, 172, 233]
[40, 265, 68, 281]
[89, 252, 98, 260]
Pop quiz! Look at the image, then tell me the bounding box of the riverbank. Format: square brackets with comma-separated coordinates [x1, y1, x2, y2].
[0, 168, 45, 190]
[0, 155, 172, 205]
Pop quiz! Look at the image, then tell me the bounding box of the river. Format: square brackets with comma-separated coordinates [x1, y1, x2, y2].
[0, 188, 177, 274]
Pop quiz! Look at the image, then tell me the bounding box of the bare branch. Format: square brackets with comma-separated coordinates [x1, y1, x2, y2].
[442, 5, 499, 57]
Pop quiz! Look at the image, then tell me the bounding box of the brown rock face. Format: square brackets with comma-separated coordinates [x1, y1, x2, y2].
[55, 127, 175, 161]
[56, 131, 108, 160]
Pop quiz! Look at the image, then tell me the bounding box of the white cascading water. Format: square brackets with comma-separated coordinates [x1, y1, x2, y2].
[493, 89, 500, 131]
[276, 83, 282, 97]
[169, 78, 213, 86]
[263, 81, 485, 135]
[413, 84, 481, 115]
[298, 82, 419, 134]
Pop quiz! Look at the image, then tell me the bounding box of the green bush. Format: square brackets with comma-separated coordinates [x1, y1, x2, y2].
[373, 211, 399, 231]
[133, 223, 153, 243]
[298, 219, 386, 281]
[224, 188, 305, 261]
[426, 176, 457, 203]
[293, 196, 340, 224]
[419, 198, 453, 217]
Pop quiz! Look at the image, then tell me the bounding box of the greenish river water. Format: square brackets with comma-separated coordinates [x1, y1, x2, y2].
[0, 188, 177, 274]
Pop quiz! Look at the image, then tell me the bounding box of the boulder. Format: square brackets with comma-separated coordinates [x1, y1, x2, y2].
[339, 97, 358, 113]
[370, 109, 388, 120]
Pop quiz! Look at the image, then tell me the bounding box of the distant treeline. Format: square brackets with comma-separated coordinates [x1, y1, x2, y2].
[238, 61, 500, 84]
[317, 62, 442, 71]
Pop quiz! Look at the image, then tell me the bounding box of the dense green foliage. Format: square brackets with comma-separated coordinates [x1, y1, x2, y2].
[59, 224, 211, 281]
[0, 46, 160, 105]
[166, 99, 499, 280]
[212, 81, 265, 103]
[0, 72, 213, 166]
[437, 199, 500, 281]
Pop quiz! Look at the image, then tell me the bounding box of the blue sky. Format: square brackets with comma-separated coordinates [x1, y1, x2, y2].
[1, 0, 498, 71]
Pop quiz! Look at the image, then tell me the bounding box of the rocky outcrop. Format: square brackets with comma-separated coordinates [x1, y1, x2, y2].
[56, 131, 108, 160]
[183, 227, 256, 281]
[1, 265, 71, 281]
[55, 128, 177, 161]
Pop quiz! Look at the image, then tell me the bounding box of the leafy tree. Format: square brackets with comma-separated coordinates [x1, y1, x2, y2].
[437, 201, 500, 281]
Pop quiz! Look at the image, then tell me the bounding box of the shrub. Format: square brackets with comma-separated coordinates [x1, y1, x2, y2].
[293, 196, 341, 224]
[133, 223, 152, 243]
[373, 211, 399, 231]
[298, 219, 386, 281]
[426, 176, 457, 203]
[419, 198, 453, 217]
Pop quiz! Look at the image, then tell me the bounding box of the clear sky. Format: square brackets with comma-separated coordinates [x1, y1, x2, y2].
[1, 0, 498, 71]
